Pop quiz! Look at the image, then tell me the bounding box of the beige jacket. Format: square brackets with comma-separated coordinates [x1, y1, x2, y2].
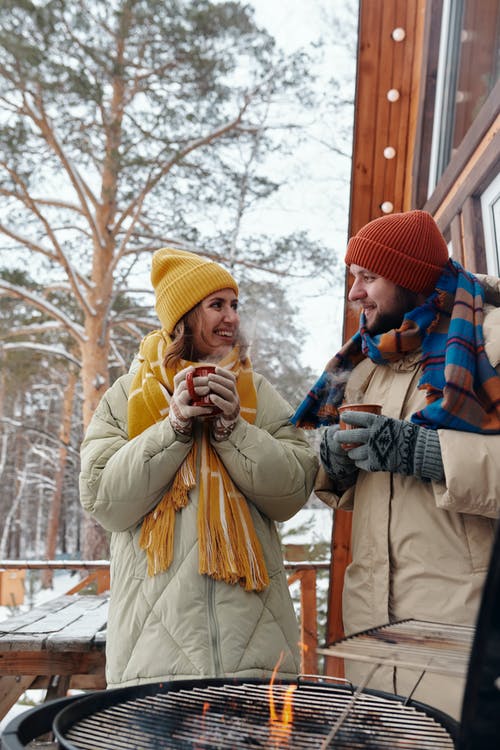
[79, 370, 318, 689]
[319, 274, 500, 719]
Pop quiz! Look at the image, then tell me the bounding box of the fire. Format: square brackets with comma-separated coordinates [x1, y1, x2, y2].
[268, 652, 297, 747]
[193, 701, 211, 750]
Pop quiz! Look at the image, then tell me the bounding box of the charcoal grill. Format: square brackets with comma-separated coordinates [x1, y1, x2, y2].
[2, 677, 458, 749]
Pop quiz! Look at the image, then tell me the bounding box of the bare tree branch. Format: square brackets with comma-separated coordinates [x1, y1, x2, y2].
[1, 341, 82, 367]
[0, 280, 86, 342]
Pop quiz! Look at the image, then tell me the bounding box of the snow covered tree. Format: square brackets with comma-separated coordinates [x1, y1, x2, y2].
[0, 0, 340, 558]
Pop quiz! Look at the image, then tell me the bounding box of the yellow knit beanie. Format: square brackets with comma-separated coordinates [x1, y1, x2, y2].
[151, 247, 238, 334]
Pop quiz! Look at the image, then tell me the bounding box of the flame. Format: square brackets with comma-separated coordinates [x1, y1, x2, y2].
[268, 652, 297, 747]
[193, 701, 211, 750]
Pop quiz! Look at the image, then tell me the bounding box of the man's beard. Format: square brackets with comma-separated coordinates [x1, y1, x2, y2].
[366, 286, 421, 336]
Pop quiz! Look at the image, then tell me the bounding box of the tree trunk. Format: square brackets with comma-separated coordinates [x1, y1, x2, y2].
[42, 370, 77, 588]
[0, 467, 27, 558]
[79, 310, 112, 561]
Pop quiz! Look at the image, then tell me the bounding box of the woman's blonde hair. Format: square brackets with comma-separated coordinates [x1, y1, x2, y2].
[163, 303, 248, 368]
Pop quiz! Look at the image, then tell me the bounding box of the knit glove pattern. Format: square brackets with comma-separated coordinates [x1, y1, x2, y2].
[338, 411, 444, 482]
[320, 425, 359, 493]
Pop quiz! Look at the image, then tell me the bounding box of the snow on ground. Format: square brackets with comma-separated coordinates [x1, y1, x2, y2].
[0, 508, 333, 733]
[0, 570, 77, 623]
[279, 507, 332, 546]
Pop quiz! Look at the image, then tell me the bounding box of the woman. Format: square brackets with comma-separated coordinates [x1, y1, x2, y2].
[79, 247, 318, 689]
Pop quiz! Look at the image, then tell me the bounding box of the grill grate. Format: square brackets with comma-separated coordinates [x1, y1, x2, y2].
[54, 680, 457, 750]
[318, 619, 474, 677]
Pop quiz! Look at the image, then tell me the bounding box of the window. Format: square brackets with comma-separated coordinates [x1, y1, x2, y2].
[428, 0, 499, 194]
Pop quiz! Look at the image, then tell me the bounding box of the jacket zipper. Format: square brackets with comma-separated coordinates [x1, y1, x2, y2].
[207, 575, 223, 676]
[196, 423, 223, 676]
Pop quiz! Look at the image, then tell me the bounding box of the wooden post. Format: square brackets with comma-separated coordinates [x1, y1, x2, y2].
[324, 510, 352, 677]
[287, 568, 318, 675]
[299, 568, 318, 675]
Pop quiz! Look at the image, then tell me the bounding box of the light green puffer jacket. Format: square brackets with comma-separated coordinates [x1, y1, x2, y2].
[79, 370, 318, 688]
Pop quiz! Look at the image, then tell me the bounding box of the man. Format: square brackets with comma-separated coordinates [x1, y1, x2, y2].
[293, 210, 500, 719]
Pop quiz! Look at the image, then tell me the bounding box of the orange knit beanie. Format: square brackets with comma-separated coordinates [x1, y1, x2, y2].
[345, 210, 449, 294]
[151, 247, 238, 334]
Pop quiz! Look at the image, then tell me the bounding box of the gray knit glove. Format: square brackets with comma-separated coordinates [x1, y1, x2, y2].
[320, 425, 360, 493]
[338, 411, 444, 482]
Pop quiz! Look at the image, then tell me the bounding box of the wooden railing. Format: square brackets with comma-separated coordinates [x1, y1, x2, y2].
[0, 559, 330, 676]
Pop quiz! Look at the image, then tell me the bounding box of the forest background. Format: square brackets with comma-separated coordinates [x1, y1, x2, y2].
[0, 0, 357, 575]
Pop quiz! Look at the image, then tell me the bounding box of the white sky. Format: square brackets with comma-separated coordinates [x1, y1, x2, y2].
[247, 0, 357, 374]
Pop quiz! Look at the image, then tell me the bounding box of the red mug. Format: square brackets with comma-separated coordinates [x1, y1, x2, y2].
[338, 403, 382, 450]
[186, 366, 221, 414]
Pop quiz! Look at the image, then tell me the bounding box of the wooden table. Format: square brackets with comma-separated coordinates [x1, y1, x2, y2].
[0, 592, 108, 720]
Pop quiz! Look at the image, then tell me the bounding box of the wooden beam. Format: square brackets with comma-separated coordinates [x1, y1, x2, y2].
[462, 196, 487, 274]
[287, 568, 318, 674]
[0, 676, 37, 722]
[0, 650, 105, 676]
[432, 123, 500, 233]
[450, 214, 464, 265]
[324, 510, 352, 677]
[300, 569, 318, 675]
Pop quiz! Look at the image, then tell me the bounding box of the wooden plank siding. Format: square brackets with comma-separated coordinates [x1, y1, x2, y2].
[344, 0, 427, 342]
[348, 0, 426, 238]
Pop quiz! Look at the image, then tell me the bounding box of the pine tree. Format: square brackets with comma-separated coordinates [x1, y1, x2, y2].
[0, 1, 340, 557]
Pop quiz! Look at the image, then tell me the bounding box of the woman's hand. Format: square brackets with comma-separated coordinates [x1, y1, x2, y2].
[169, 366, 214, 435]
[208, 367, 240, 441]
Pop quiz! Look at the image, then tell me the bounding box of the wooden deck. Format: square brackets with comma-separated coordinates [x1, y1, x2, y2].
[0, 592, 108, 720]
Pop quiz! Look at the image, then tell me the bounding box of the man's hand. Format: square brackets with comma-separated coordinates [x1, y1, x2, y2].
[320, 424, 359, 492]
[338, 411, 444, 481]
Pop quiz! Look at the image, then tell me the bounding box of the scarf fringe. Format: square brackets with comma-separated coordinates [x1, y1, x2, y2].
[198, 474, 270, 592]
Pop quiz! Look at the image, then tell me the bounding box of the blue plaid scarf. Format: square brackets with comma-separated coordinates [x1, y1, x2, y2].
[292, 260, 500, 433]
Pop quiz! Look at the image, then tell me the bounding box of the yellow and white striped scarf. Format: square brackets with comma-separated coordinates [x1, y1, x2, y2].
[128, 330, 269, 592]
